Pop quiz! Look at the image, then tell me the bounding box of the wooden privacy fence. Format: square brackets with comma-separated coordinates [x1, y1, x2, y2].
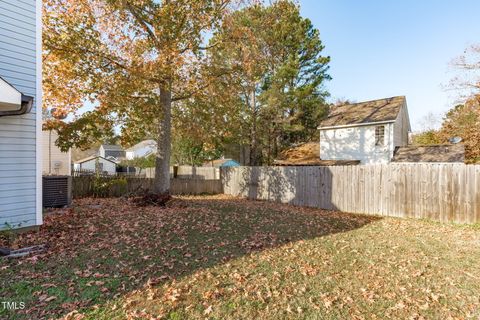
[72, 176, 223, 198]
[221, 164, 480, 224]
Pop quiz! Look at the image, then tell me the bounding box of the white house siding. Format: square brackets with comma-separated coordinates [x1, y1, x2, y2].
[42, 130, 71, 176]
[0, 0, 41, 229]
[320, 124, 394, 164]
[78, 158, 117, 174]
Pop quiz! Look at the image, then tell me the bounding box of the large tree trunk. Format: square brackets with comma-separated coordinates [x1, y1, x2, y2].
[154, 86, 172, 194]
[249, 87, 258, 166]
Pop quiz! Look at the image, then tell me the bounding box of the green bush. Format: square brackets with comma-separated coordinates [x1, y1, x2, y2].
[92, 177, 128, 198]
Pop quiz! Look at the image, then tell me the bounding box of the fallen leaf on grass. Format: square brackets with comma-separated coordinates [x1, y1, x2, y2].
[39, 295, 57, 302]
[62, 310, 85, 320]
[204, 305, 213, 315]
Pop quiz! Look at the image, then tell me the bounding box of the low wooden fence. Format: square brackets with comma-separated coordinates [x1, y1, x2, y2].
[72, 176, 223, 198]
[141, 166, 221, 179]
[221, 164, 480, 224]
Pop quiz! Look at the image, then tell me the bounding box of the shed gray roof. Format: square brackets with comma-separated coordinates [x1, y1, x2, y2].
[75, 155, 117, 165]
[125, 140, 157, 152]
[319, 96, 406, 128]
[392, 144, 465, 163]
[101, 144, 124, 151]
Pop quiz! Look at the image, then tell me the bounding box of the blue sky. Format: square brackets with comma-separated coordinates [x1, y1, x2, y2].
[299, 0, 480, 131]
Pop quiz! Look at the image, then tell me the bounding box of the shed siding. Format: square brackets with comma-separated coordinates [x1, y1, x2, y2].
[0, 0, 40, 229]
[393, 104, 409, 147]
[320, 124, 394, 164]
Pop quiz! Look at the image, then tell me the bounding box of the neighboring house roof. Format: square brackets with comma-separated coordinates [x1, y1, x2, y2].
[101, 144, 124, 151]
[75, 155, 117, 165]
[278, 142, 320, 163]
[106, 155, 120, 162]
[319, 96, 406, 128]
[126, 140, 157, 152]
[273, 142, 360, 166]
[392, 144, 465, 163]
[71, 145, 100, 162]
[204, 159, 240, 167]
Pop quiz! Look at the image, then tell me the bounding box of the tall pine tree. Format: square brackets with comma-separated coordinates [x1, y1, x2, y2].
[204, 0, 331, 164]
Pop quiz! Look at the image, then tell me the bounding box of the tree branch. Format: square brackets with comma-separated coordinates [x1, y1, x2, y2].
[124, 2, 162, 51]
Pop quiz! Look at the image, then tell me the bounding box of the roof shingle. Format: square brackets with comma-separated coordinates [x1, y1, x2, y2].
[320, 96, 406, 128]
[273, 142, 360, 166]
[392, 144, 465, 163]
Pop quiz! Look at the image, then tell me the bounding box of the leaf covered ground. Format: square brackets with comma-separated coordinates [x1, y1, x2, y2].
[1, 196, 479, 319]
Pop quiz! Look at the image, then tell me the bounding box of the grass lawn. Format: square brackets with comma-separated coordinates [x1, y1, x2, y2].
[1, 196, 480, 319]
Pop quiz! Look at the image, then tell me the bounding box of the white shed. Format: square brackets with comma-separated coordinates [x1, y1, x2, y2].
[318, 96, 411, 164]
[0, 0, 42, 230]
[75, 156, 117, 175]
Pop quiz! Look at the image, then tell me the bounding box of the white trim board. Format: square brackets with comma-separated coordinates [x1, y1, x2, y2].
[35, 0, 43, 226]
[317, 120, 396, 131]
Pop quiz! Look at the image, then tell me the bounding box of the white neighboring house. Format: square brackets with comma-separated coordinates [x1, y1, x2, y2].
[74, 156, 117, 175]
[126, 140, 157, 160]
[42, 130, 71, 176]
[99, 144, 126, 162]
[0, 1, 42, 230]
[318, 96, 411, 164]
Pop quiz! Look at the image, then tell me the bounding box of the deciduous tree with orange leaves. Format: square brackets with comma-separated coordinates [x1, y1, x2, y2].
[440, 44, 480, 163]
[43, 0, 241, 194]
[438, 96, 480, 163]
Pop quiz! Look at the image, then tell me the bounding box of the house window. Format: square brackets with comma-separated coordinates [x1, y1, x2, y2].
[375, 126, 385, 146]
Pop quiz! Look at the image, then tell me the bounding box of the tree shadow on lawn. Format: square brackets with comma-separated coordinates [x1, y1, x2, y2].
[0, 196, 380, 319]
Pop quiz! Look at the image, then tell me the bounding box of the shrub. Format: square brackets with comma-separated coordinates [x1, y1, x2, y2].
[92, 177, 128, 198]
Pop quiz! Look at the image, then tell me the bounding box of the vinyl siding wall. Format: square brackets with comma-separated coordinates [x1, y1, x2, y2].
[0, 0, 40, 229]
[42, 130, 71, 176]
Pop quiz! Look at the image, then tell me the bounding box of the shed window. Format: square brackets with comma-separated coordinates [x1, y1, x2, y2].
[375, 126, 385, 146]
